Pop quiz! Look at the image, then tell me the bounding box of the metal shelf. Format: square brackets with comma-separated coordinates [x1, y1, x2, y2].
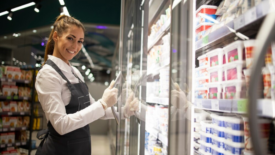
[194, 99, 275, 118]
[0, 112, 30, 116]
[1, 78, 31, 84]
[0, 96, 30, 101]
[0, 127, 28, 132]
[146, 97, 169, 106]
[195, 0, 271, 53]
[0, 141, 27, 148]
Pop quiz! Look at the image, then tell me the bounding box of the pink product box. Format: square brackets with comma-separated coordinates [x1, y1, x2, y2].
[223, 41, 245, 64]
[207, 48, 223, 67]
[223, 81, 247, 99]
[224, 61, 245, 81]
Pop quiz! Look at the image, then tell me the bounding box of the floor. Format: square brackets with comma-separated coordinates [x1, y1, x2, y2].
[91, 135, 111, 155]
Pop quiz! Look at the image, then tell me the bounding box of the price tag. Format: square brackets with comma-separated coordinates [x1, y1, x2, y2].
[211, 100, 219, 111]
[7, 112, 12, 115]
[23, 97, 28, 100]
[1, 144, 5, 148]
[20, 112, 25, 115]
[16, 142, 20, 146]
[237, 99, 248, 112]
[196, 100, 203, 108]
[202, 35, 209, 44]
[22, 127, 26, 130]
[1, 78, 5, 82]
[234, 15, 245, 30]
[3, 128, 8, 131]
[7, 144, 12, 147]
[22, 142, 26, 145]
[8, 79, 12, 82]
[13, 96, 18, 100]
[10, 128, 15, 131]
[25, 80, 30, 84]
[245, 8, 257, 25]
[257, 1, 270, 17]
[6, 96, 11, 100]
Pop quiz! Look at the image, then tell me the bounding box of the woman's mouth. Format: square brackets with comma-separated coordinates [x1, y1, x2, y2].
[66, 49, 75, 54]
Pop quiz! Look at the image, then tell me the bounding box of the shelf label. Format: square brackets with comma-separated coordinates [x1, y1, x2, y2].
[22, 142, 26, 145]
[196, 100, 203, 108]
[23, 97, 28, 100]
[13, 96, 18, 100]
[234, 15, 245, 30]
[257, 1, 270, 17]
[8, 79, 12, 82]
[202, 36, 209, 44]
[20, 112, 25, 115]
[1, 144, 5, 148]
[2, 128, 7, 131]
[10, 128, 15, 131]
[211, 100, 219, 111]
[16, 142, 20, 146]
[7, 112, 12, 115]
[245, 8, 257, 25]
[1, 78, 5, 82]
[25, 80, 30, 84]
[6, 96, 11, 100]
[237, 99, 248, 112]
[7, 144, 12, 147]
[22, 127, 26, 130]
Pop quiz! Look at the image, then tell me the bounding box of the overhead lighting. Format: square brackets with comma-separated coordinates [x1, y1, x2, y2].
[82, 65, 86, 70]
[104, 81, 109, 86]
[34, 4, 41, 13]
[4, 36, 7, 39]
[34, 7, 39, 13]
[59, 0, 65, 5]
[51, 26, 54, 29]
[7, 12, 12, 21]
[11, 2, 35, 12]
[0, 11, 8, 16]
[33, 29, 37, 33]
[61, 6, 70, 16]
[85, 69, 90, 75]
[106, 69, 111, 74]
[88, 73, 93, 79]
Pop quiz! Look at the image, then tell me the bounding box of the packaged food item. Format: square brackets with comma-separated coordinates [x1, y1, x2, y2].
[195, 66, 208, 78]
[212, 135, 226, 149]
[211, 114, 225, 127]
[25, 87, 31, 98]
[10, 86, 18, 96]
[13, 67, 21, 80]
[200, 121, 212, 134]
[2, 102, 10, 112]
[207, 48, 224, 67]
[208, 66, 224, 83]
[224, 116, 244, 131]
[243, 69, 250, 88]
[17, 102, 24, 112]
[2, 117, 9, 127]
[212, 126, 225, 138]
[2, 85, 10, 96]
[195, 88, 208, 99]
[25, 70, 33, 81]
[195, 77, 209, 88]
[17, 117, 23, 127]
[7, 132, 15, 143]
[9, 117, 17, 128]
[20, 70, 26, 80]
[200, 141, 212, 154]
[265, 46, 273, 65]
[23, 101, 30, 113]
[20, 131, 27, 142]
[196, 23, 213, 40]
[223, 80, 247, 99]
[262, 67, 271, 98]
[243, 40, 255, 68]
[0, 133, 8, 144]
[198, 54, 209, 67]
[200, 131, 212, 144]
[224, 61, 245, 81]
[9, 102, 17, 112]
[212, 145, 226, 155]
[224, 41, 244, 64]
[196, 5, 218, 24]
[206, 83, 223, 99]
[224, 128, 244, 143]
[224, 140, 245, 155]
[267, 65, 275, 99]
[23, 116, 30, 127]
[18, 87, 25, 97]
[5, 66, 14, 79]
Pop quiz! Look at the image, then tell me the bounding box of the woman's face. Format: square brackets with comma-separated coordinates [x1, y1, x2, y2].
[53, 24, 84, 64]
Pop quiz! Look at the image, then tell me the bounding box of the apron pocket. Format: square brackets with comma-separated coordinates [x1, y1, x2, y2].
[67, 137, 91, 155]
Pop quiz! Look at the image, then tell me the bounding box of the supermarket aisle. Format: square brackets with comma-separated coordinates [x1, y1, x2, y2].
[91, 135, 111, 155]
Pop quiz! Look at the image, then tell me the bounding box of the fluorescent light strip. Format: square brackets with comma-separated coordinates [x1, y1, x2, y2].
[62, 6, 70, 16]
[11, 2, 35, 12]
[59, 0, 65, 5]
[0, 11, 8, 16]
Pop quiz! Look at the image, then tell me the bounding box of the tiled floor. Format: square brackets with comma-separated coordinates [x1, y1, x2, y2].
[91, 135, 111, 155]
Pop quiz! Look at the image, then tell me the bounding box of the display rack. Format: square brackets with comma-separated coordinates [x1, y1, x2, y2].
[195, 0, 271, 54]
[194, 99, 275, 118]
[146, 97, 169, 105]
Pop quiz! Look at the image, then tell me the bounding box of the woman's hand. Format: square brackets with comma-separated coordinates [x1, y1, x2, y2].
[100, 81, 118, 109]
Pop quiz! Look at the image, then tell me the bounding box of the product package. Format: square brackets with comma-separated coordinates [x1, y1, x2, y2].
[20, 70, 26, 80]
[10, 86, 18, 96]
[2, 102, 10, 112]
[20, 131, 27, 142]
[5, 66, 14, 79]
[9, 117, 17, 128]
[2, 85, 10, 96]
[10, 102, 17, 112]
[13, 68, 21, 80]
[8, 132, 15, 143]
[23, 116, 30, 127]
[2, 117, 10, 127]
[18, 87, 25, 97]
[23, 101, 30, 113]
[262, 67, 271, 98]
[224, 41, 244, 64]
[25, 71, 33, 81]
[17, 117, 23, 127]
[17, 102, 24, 112]
[243, 40, 255, 68]
[0, 133, 8, 144]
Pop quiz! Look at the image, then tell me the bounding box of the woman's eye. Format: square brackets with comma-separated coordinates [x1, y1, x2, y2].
[67, 37, 73, 41]
[78, 41, 84, 44]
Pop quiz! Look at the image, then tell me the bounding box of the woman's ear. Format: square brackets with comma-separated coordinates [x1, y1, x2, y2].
[52, 31, 58, 42]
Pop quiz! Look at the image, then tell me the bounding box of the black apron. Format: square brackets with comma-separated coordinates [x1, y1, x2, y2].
[36, 59, 91, 155]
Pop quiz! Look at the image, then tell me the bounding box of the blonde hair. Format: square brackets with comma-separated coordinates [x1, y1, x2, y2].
[44, 15, 85, 63]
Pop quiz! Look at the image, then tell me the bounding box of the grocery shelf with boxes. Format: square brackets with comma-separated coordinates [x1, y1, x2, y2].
[192, 0, 275, 155]
[0, 66, 44, 155]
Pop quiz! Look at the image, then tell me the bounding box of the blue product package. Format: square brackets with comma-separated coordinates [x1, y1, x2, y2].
[200, 143, 212, 153]
[212, 137, 225, 149]
[224, 120, 244, 131]
[198, 14, 217, 24]
[211, 148, 225, 155]
[200, 133, 212, 143]
[224, 132, 244, 143]
[224, 143, 244, 155]
[212, 127, 225, 138]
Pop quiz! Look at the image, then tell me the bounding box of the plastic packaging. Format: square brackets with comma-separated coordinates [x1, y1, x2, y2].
[196, 23, 214, 40]
[200, 121, 212, 134]
[224, 140, 245, 155]
[208, 48, 224, 67]
[211, 114, 225, 127]
[211, 145, 226, 155]
[200, 131, 212, 143]
[243, 69, 250, 88]
[195, 77, 209, 88]
[195, 88, 208, 99]
[224, 117, 244, 131]
[265, 46, 273, 65]
[243, 40, 255, 68]
[223, 41, 244, 64]
[196, 5, 218, 15]
[212, 135, 226, 149]
[195, 66, 208, 78]
[224, 128, 244, 143]
[267, 65, 275, 99]
[206, 83, 223, 99]
[262, 67, 271, 98]
[222, 80, 246, 99]
[224, 61, 245, 81]
[200, 141, 212, 154]
[212, 125, 225, 138]
[198, 54, 209, 67]
[208, 66, 224, 83]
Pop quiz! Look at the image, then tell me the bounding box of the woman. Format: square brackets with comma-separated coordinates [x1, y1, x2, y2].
[35, 15, 138, 155]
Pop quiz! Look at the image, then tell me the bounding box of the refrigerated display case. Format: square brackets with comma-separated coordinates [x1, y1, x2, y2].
[114, 0, 275, 155]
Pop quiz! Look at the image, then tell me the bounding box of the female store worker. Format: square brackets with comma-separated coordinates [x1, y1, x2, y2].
[35, 15, 138, 155]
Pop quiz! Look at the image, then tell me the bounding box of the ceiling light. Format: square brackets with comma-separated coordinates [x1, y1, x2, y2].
[61, 6, 70, 16]
[7, 12, 12, 21]
[11, 2, 35, 12]
[85, 69, 90, 75]
[59, 0, 65, 5]
[104, 81, 109, 86]
[0, 11, 8, 16]
[106, 69, 111, 74]
[4, 36, 7, 39]
[51, 26, 54, 29]
[33, 30, 37, 33]
[88, 73, 93, 79]
[82, 65, 86, 70]
[34, 4, 41, 13]
[34, 7, 39, 13]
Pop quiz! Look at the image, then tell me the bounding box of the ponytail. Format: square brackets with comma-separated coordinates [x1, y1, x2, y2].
[43, 15, 85, 64]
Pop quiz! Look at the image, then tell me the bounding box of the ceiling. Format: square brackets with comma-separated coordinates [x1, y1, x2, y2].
[0, 0, 121, 72]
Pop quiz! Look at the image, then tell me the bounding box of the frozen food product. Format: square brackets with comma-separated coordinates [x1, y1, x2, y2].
[2, 117, 10, 127]
[212, 135, 226, 149]
[212, 126, 225, 138]
[267, 65, 275, 99]
[0, 133, 8, 144]
[224, 41, 244, 64]
[208, 66, 223, 83]
[7, 132, 15, 143]
[207, 48, 223, 67]
[196, 5, 218, 24]
[200, 141, 212, 154]
[200, 121, 212, 134]
[262, 67, 271, 98]
[224, 116, 244, 131]
[223, 80, 247, 99]
[206, 83, 223, 99]
[2, 102, 10, 112]
[195, 88, 208, 99]
[195, 66, 208, 78]
[200, 131, 212, 143]
[211, 145, 226, 155]
[243, 69, 250, 88]
[10, 86, 18, 96]
[224, 61, 245, 81]
[10, 102, 17, 112]
[17, 102, 24, 112]
[224, 128, 244, 143]
[243, 40, 255, 68]
[265, 46, 273, 65]
[224, 140, 245, 155]
[198, 54, 209, 67]
[2, 85, 10, 96]
[9, 117, 17, 128]
[195, 77, 209, 88]
[196, 23, 213, 40]
[13, 67, 21, 80]
[211, 114, 225, 127]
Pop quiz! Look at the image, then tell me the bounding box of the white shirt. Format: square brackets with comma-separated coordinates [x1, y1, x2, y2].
[35, 55, 114, 135]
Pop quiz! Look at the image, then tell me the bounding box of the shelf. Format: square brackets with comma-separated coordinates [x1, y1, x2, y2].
[147, 59, 170, 76]
[0, 141, 27, 148]
[146, 97, 169, 106]
[0, 96, 30, 101]
[1, 78, 31, 84]
[147, 19, 171, 52]
[146, 127, 167, 146]
[195, 0, 271, 53]
[0, 112, 30, 116]
[194, 99, 275, 118]
[0, 127, 28, 132]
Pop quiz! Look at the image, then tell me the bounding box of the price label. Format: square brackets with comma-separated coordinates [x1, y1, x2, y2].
[6, 96, 11, 100]
[1, 144, 5, 148]
[16, 142, 20, 146]
[0, 129, 2, 132]
[22, 142, 26, 145]
[22, 127, 26, 130]
[202, 35, 209, 44]
[8, 79, 12, 82]
[7, 144, 12, 147]
[237, 99, 248, 112]
[13, 96, 18, 100]
[257, 1, 270, 17]
[7, 112, 12, 115]
[234, 15, 245, 30]
[23, 97, 28, 100]
[10, 128, 15, 131]
[211, 100, 219, 111]
[245, 8, 257, 25]
[1, 78, 5, 82]
[25, 80, 30, 84]
[20, 112, 25, 115]
[196, 100, 203, 108]
[3, 128, 8, 131]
